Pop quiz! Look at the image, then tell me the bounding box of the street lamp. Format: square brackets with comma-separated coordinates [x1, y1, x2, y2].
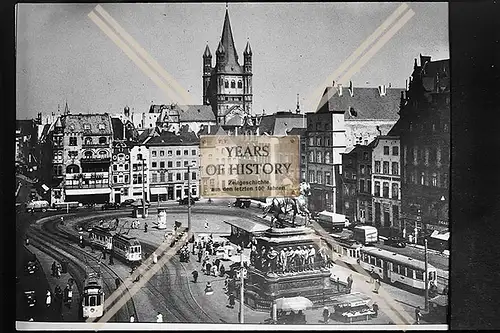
[424, 237, 429, 312]
[187, 163, 195, 241]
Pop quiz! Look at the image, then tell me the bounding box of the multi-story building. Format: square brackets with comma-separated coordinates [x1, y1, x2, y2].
[371, 136, 401, 229]
[287, 127, 308, 183]
[202, 9, 253, 128]
[45, 114, 114, 204]
[16, 119, 39, 175]
[129, 145, 150, 203]
[339, 144, 374, 225]
[306, 103, 346, 212]
[317, 82, 404, 149]
[393, 55, 450, 233]
[143, 126, 200, 202]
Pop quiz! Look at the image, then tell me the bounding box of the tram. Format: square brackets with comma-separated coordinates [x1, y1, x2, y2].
[88, 226, 113, 252]
[81, 272, 104, 319]
[112, 234, 142, 264]
[359, 247, 437, 291]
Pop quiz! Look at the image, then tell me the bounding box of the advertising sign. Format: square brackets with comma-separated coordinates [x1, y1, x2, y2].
[200, 135, 300, 198]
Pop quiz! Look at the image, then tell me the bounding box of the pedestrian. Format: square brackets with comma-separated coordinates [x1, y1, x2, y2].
[374, 278, 380, 293]
[192, 270, 199, 283]
[60, 216, 64, 225]
[129, 315, 135, 322]
[415, 306, 422, 324]
[205, 262, 212, 276]
[198, 250, 203, 263]
[56, 264, 61, 278]
[156, 312, 163, 323]
[109, 252, 114, 265]
[228, 293, 235, 308]
[372, 302, 379, 318]
[336, 277, 340, 291]
[45, 290, 51, 307]
[212, 263, 218, 277]
[322, 306, 330, 324]
[369, 268, 375, 283]
[144, 222, 148, 233]
[347, 274, 353, 291]
[205, 282, 214, 295]
[25, 237, 30, 246]
[220, 264, 226, 277]
[102, 249, 106, 260]
[51, 261, 57, 277]
[153, 252, 158, 264]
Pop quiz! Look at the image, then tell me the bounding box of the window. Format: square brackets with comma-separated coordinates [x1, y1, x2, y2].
[124, 175, 129, 183]
[54, 151, 63, 163]
[133, 174, 138, 184]
[392, 162, 399, 175]
[360, 165, 365, 175]
[98, 123, 105, 131]
[184, 161, 189, 167]
[192, 172, 197, 180]
[84, 137, 92, 145]
[325, 137, 330, 146]
[66, 164, 79, 173]
[160, 150, 165, 157]
[392, 183, 399, 199]
[125, 164, 129, 170]
[309, 171, 315, 183]
[167, 150, 172, 157]
[224, 80, 229, 88]
[383, 146, 390, 155]
[152, 151, 157, 157]
[317, 151, 322, 163]
[322, 171, 331, 185]
[431, 173, 437, 187]
[184, 172, 189, 180]
[160, 161, 165, 168]
[113, 176, 118, 183]
[159, 172, 165, 182]
[176, 161, 181, 168]
[237, 81, 242, 89]
[192, 149, 196, 155]
[152, 162, 157, 168]
[176, 150, 181, 156]
[325, 151, 330, 164]
[383, 182, 389, 198]
[367, 180, 372, 193]
[420, 171, 425, 185]
[444, 123, 448, 132]
[113, 165, 118, 171]
[183, 149, 188, 156]
[317, 171, 323, 184]
[84, 151, 93, 159]
[415, 270, 424, 280]
[231, 80, 235, 88]
[383, 161, 389, 174]
[316, 137, 322, 146]
[167, 173, 173, 182]
[360, 179, 365, 193]
[99, 137, 107, 144]
[83, 123, 91, 131]
[406, 268, 414, 279]
[137, 153, 143, 160]
[375, 161, 381, 173]
[374, 181, 380, 196]
[69, 137, 77, 146]
[309, 137, 314, 146]
[376, 259, 383, 268]
[164, 161, 170, 168]
[309, 151, 314, 163]
[176, 173, 181, 181]
[393, 264, 400, 274]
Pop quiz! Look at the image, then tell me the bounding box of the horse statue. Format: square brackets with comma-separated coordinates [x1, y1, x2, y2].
[262, 182, 312, 228]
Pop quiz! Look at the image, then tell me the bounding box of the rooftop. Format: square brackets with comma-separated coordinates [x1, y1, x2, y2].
[144, 126, 200, 146]
[150, 104, 215, 122]
[62, 114, 113, 135]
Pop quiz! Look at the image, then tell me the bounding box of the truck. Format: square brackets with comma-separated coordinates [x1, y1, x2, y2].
[353, 226, 379, 245]
[53, 201, 82, 212]
[25, 200, 50, 213]
[316, 211, 350, 232]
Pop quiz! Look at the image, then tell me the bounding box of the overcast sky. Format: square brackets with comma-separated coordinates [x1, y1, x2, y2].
[16, 2, 449, 120]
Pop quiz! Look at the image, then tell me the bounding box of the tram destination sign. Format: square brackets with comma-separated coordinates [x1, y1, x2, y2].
[200, 135, 300, 198]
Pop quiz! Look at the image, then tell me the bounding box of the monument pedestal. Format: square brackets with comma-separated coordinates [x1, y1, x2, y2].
[244, 227, 350, 311]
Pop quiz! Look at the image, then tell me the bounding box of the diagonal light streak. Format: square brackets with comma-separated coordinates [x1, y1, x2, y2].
[93, 5, 194, 109]
[88, 11, 181, 107]
[308, 3, 410, 110]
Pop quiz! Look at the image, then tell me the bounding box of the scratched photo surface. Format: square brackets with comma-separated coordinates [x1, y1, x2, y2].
[16, 2, 449, 330]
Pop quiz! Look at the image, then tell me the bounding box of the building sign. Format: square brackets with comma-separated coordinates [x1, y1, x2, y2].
[200, 135, 300, 198]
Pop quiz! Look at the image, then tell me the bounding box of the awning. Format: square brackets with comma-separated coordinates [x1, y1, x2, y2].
[329, 292, 371, 308]
[430, 231, 449, 241]
[150, 187, 167, 195]
[65, 188, 111, 195]
[225, 219, 269, 234]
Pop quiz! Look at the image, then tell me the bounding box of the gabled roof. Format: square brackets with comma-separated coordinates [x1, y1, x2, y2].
[317, 86, 404, 120]
[258, 112, 307, 135]
[111, 117, 138, 141]
[145, 127, 200, 146]
[287, 127, 307, 136]
[63, 114, 113, 135]
[419, 59, 450, 93]
[149, 104, 215, 122]
[16, 120, 36, 136]
[197, 124, 228, 136]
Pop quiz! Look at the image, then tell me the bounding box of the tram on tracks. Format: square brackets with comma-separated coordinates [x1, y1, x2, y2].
[359, 247, 437, 291]
[81, 271, 104, 319]
[88, 226, 113, 252]
[112, 234, 142, 264]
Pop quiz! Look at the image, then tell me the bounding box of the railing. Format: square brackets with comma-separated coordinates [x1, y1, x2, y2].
[81, 157, 111, 163]
[65, 172, 108, 180]
[82, 143, 109, 148]
[65, 182, 110, 189]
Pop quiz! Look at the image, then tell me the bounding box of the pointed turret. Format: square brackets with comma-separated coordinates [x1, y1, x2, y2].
[64, 101, 70, 115]
[244, 41, 252, 55]
[203, 44, 212, 58]
[217, 9, 241, 72]
[216, 41, 225, 55]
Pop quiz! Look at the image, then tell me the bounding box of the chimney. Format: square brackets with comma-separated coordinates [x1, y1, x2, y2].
[338, 84, 343, 96]
[349, 81, 354, 97]
[207, 123, 211, 134]
[378, 85, 386, 96]
[420, 54, 431, 66]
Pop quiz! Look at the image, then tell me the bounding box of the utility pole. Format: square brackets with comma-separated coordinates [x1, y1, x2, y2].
[424, 238, 429, 312]
[187, 164, 192, 240]
[141, 158, 146, 218]
[240, 251, 245, 323]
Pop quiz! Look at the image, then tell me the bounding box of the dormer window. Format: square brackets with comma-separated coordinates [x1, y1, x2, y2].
[238, 81, 242, 89]
[83, 123, 91, 131]
[69, 124, 75, 131]
[99, 137, 107, 144]
[98, 123, 106, 131]
[231, 80, 236, 88]
[224, 81, 229, 88]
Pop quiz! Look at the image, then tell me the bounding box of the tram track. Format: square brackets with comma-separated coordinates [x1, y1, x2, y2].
[28, 217, 138, 322]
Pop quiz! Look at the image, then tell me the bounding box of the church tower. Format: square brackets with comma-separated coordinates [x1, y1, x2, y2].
[202, 9, 253, 126]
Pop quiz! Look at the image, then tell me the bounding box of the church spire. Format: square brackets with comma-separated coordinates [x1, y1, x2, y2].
[244, 41, 252, 55]
[203, 44, 212, 58]
[220, 9, 239, 67]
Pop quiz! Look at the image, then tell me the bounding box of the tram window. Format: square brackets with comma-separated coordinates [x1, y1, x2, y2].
[97, 295, 102, 306]
[415, 270, 424, 280]
[376, 259, 383, 267]
[369, 256, 376, 265]
[406, 268, 414, 279]
[84, 297, 90, 306]
[90, 296, 97, 306]
[393, 264, 400, 274]
[429, 271, 436, 280]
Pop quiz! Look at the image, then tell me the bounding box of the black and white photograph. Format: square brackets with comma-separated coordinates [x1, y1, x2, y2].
[15, 2, 450, 330]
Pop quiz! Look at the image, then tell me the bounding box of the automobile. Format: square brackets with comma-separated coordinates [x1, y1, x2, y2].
[233, 198, 251, 208]
[178, 197, 196, 205]
[384, 237, 407, 248]
[192, 197, 200, 201]
[120, 199, 135, 207]
[24, 290, 36, 308]
[101, 202, 120, 210]
[25, 260, 38, 275]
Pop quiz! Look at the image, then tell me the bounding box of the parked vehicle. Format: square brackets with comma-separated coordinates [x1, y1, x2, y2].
[25, 200, 50, 213]
[316, 211, 350, 232]
[384, 236, 407, 248]
[178, 197, 196, 205]
[233, 198, 251, 208]
[353, 226, 379, 245]
[54, 201, 82, 212]
[120, 199, 135, 207]
[25, 260, 38, 275]
[24, 290, 36, 308]
[101, 202, 120, 210]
